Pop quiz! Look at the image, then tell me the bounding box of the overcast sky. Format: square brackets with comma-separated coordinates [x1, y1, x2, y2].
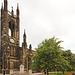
[0, 0, 75, 54]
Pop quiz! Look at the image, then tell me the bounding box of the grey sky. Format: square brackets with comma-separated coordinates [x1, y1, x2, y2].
[0, 0, 75, 54]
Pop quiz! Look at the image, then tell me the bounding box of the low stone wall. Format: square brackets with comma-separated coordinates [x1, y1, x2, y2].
[10, 70, 32, 75]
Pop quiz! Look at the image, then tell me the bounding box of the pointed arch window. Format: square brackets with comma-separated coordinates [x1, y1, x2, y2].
[9, 28, 11, 36]
[9, 21, 15, 37]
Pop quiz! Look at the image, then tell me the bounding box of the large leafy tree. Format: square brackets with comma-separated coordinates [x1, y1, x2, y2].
[62, 50, 75, 71]
[31, 37, 70, 74]
[56, 53, 70, 74]
[71, 53, 75, 71]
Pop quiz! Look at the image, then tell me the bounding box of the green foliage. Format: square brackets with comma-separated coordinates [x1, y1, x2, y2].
[71, 53, 75, 71]
[31, 37, 75, 73]
[62, 50, 75, 71]
[31, 37, 63, 70]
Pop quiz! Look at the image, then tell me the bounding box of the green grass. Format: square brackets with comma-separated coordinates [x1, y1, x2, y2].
[45, 71, 75, 75]
[49, 73, 64, 75]
[48, 72, 68, 75]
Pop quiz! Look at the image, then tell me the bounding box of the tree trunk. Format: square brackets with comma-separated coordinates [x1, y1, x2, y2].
[63, 71, 64, 74]
[47, 69, 48, 75]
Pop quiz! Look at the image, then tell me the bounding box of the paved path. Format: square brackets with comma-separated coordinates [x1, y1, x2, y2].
[0, 74, 9, 75]
[0, 73, 43, 75]
[33, 73, 43, 75]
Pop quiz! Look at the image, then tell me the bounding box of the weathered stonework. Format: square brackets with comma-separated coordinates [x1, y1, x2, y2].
[0, 0, 33, 74]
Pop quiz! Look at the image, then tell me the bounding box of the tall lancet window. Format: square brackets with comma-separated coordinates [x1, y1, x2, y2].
[9, 21, 15, 37]
[9, 28, 11, 36]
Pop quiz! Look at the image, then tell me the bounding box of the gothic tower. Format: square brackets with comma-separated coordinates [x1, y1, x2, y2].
[0, 0, 20, 73]
[0, 0, 34, 74]
[22, 30, 32, 70]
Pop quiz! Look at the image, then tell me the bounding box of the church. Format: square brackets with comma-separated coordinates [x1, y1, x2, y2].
[0, 0, 34, 73]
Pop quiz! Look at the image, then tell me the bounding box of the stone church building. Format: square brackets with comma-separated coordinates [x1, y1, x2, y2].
[0, 0, 34, 73]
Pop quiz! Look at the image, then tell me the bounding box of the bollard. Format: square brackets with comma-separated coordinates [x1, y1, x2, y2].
[3, 70, 5, 75]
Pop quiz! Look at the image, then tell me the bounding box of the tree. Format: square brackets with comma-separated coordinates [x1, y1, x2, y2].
[62, 50, 75, 72]
[62, 50, 72, 71]
[31, 37, 68, 75]
[71, 53, 75, 71]
[56, 54, 70, 74]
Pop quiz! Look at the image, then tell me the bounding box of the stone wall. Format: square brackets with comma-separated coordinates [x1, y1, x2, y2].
[10, 70, 32, 75]
[0, 9, 1, 70]
[0, 9, 1, 54]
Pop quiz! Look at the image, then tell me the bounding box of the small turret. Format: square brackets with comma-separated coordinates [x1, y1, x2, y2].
[1, 3, 3, 10]
[23, 29, 26, 43]
[4, 0, 8, 11]
[29, 44, 32, 52]
[22, 30, 27, 49]
[1, 3, 3, 14]
[16, 3, 19, 16]
[11, 7, 14, 17]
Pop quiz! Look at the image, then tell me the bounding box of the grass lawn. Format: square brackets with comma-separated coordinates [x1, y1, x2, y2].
[49, 73, 64, 75]
[48, 72, 69, 75]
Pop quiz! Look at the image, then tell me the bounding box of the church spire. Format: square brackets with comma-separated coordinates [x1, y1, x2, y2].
[22, 29, 27, 48]
[23, 29, 26, 43]
[11, 7, 14, 16]
[1, 3, 3, 9]
[1, 3, 4, 16]
[29, 44, 32, 52]
[16, 3, 19, 16]
[24, 29, 26, 36]
[4, 0, 8, 11]
[17, 3, 19, 10]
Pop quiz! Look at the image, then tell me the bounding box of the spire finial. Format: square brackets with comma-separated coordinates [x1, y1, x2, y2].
[24, 29, 26, 38]
[24, 29, 25, 36]
[12, 6, 13, 10]
[23, 29, 26, 43]
[29, 44, 32, 51]
[4, 0, 8, 11]
[11, 6, 14, 16]
[16, 3, 19, 16]
[17, 3, 19, 10]
[1, 3, 3, 9]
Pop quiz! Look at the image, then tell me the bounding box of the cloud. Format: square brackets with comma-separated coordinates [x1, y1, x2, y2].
[0, 0, 75, 54]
